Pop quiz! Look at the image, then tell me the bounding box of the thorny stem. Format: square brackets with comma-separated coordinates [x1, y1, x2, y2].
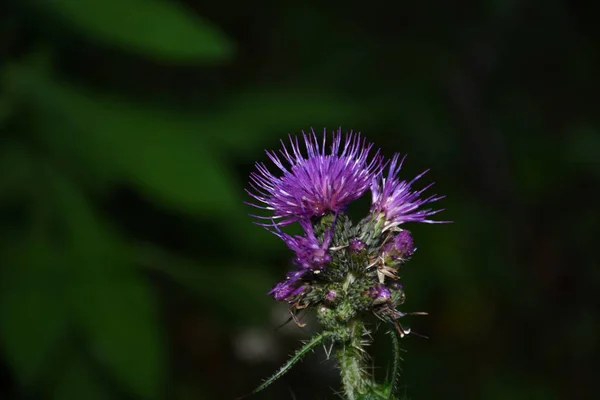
[336, 319, 370, 400]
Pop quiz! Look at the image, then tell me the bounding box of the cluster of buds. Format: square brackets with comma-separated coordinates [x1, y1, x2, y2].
[245, 129, 447, 399]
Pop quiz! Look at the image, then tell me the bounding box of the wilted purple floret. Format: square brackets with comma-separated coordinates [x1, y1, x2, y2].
[247, 128, 384, 226]
[371, 153, 445, 229]
[269, 219, 334, 270]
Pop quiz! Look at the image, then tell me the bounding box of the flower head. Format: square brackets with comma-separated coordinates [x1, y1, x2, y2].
[349, 238, 366, 253]
[247, 128, 384, 226]
[269, 219, 334, 270]
[382, 230, 415, 261]
[325, 290, 337, 302]
[268, 269, 308, 301]
[269, 279, 308, 302]
[370, 153, 446, 230]
[246, 129, 447, 398]
[368, 284, 391, 305]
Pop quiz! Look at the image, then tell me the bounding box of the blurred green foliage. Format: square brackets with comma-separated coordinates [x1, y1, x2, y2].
[1, 0, 599, 399]
[32, 0, 234, 61]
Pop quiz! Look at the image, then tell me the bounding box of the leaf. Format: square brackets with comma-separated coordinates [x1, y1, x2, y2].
[133, 243, 273, 324]
[0, 90, 13, 127]
[69, 273, 164, 400]
[0, 142, 34, 203]
[10, 65, 240, 217]
[52, 354, 112, 400]
[0, 220, 68, 386]
[9, 63, 281, 253]
[196, 87, 376, 153]
[0, 285, 66, 385]
[47, 171, 165, 399]
[31, 0, 234, 62]
[241, 332, 331, 398]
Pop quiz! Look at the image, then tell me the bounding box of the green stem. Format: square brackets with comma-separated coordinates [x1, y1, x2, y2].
[336, 320, 370, 400]
[388, 328, 401, 400]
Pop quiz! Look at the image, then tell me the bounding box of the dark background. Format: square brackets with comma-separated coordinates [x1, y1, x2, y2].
[1, 1, 599, 399]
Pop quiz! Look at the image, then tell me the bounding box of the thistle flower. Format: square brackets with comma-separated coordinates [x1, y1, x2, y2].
[269, 279, 308, 302]
[382, 230, 415, 261]
[368, 284, 391, 305]
[269, 218, 334, 270]
[325, 290, 337, 302]
[244, 129, 447, 400]
[268, 270, 307, 302]
[247, 128, 384, 226]
[371, 153, 445, 230]
[348, 237, 366, 253]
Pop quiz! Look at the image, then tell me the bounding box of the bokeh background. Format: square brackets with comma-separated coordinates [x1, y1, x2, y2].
[1, 1, 599, 399]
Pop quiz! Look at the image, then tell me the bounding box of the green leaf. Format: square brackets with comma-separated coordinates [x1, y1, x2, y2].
[134, 243, 272, 324]
[197, 87, 375, 153]
[246, 332, 331, 397]
[0, 222, 68, 386]
[69, 272, 164, 400]
[52, 354, 112, 400]
[0, 91, 13, 127]
[10, 66, 240, 216]
[0, 285, 66, 385]
[0, 142, 34, 203]
[32, 0, 234, 62]
[46, 171, 165, 399]
[9, 63, 277, 253]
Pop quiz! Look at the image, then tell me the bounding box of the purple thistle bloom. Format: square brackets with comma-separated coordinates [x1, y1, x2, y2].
[269, 280, 307, 302]
[383, 230, 415, 261]
[370, 153, 446, 230]
[269, 269, 308, 301]
[269, 219, 334, 270]
[325, 290, 337, 302]
[286, 270, 305, 283]
[247, 128, 384, 226]
[348, 238, 366, 253]
[269, 280, 295, 301]
[368, 284, 391, 305]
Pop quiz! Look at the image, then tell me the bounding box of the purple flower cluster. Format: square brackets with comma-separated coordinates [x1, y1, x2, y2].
[369, 284, 392, 305]
[247, 130, 384, 226]
[247, 128, 446, 302]
[383, 229, 415, 261]
[370, 153, 446, 230]
[266, 219, 334, 301]
[269, 271, 307, 301]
